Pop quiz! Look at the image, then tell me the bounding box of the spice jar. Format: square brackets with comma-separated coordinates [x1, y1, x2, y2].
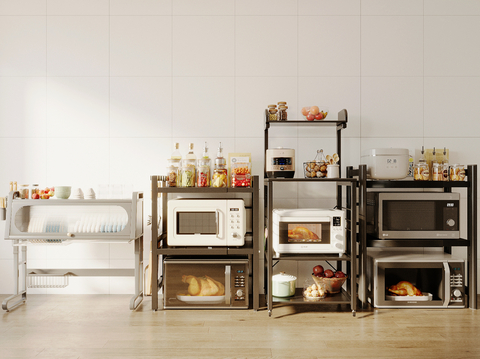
[414, 163, 429, 181]
[268, 108, 278, 121]
[178, 159, 196, 187]
[450, 164, 465, 181]
[19, 184, 29, 199]
[278, 105, 288, 121]
[231, 162, 251, 188]
[166, 159, 180, 187]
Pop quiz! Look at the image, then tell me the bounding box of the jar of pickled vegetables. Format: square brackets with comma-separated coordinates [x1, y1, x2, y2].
[178, 159, 196, 187]
[196, 158, 210, 187]
[212, 167, 227, 188]
[231, 162, 251, 187]
[450, 164, 465, 181]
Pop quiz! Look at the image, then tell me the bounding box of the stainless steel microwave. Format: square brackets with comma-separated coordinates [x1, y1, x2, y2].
[366, 250, 465, 308]
[367, 192, 460, 239]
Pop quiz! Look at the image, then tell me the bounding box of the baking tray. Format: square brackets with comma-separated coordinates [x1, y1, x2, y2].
[386, 292, 433, 301]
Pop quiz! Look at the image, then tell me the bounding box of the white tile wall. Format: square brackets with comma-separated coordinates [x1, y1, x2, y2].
[1, 0, 479, 296]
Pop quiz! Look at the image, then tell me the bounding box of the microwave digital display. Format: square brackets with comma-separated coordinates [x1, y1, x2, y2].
[176, 211, 216, 235]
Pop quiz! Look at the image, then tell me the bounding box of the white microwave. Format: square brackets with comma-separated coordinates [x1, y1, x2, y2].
[167, 199, 246, 247]
[272, 208, 346, 255]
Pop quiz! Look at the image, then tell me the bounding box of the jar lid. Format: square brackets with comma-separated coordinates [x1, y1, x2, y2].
[269, 109, 278, 114]
[272, 271, 297, 282]
[268, 104, 277, 108]
[277, 102, 287, 105]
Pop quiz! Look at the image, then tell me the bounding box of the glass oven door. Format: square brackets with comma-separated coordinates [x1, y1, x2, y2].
[163, 259, 248, 309]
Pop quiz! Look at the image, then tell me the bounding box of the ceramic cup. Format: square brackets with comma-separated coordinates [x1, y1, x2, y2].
[327, 164, 340, 178]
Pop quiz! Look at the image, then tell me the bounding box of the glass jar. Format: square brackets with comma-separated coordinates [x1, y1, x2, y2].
[178, 159, 196, 187]
[413, 163, 429, 181]
[450, 164, 465, 181]
[231, 162, 251, 188]
[278, 106, 288, 121]
[431, 162, 442, 181]
[166, 159, 180, 187]
[268, 109, 278, 121]
[31, 184, 40, 199]
[196, 158, 210, 187]
[19, 184, 29, 199]
[212, 167, 228, 188]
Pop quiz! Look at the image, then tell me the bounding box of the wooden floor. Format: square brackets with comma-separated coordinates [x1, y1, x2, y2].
[1, 294, 479, 359]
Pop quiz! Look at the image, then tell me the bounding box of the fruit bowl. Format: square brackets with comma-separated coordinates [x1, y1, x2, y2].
[301, 106, 329, 121]
[318, 276, 347, 294]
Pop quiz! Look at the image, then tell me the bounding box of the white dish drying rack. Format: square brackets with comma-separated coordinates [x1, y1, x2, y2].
[2, 192, 144, 312]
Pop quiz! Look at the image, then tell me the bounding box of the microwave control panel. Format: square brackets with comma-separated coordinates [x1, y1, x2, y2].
[228, 206, 246, 244]
[449, 263, 465, 304]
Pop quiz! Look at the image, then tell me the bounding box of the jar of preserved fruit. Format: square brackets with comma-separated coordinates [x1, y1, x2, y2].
[231, 162, 251, 187]
[19, 184, 29, 199]
[414, 163, 429, 181]
[212, 142, 228, 188]
[166, 159, 180, 187]
[431, 162, 442, 181]
[197, 158, 210, 187]
[31, 184, 40, 199]
[450, 164, 465, 181]
[278, 105, 288, 121]
[178, 159, 196, 187]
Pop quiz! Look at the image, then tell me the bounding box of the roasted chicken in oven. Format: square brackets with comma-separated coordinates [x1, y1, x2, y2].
[388, 281, 422, 296]
[181, 275, 225, 296]
[288, 226, 319, 241]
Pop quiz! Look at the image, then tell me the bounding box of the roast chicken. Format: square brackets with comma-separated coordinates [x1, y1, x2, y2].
[288, 226, 319, 241]
[388, 281, 422, 296]
[181, 275, 225, 296]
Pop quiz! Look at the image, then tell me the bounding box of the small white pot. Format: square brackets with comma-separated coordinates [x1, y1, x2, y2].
[272, 271, 297, 297]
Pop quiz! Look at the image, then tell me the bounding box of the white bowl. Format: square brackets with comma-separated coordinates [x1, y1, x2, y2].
[55, 186, 71, 199]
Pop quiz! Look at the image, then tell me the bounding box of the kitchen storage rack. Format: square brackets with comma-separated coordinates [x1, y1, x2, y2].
[347, 164, 477, 309]
[264, 109, 359, 317]
[2, 192, 144, 312]
[150, 175, 260, 311]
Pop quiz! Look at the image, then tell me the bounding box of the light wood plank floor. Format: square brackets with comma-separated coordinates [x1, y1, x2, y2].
[1, 294, 479, 358]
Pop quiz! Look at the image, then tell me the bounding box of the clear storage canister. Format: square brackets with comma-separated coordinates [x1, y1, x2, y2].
[450, 164, 465, 181]
[431, 163, 442, 181]
[19, 184, 29, 199]
[178, 159, 196, 187]
[231, 162, 251, 188]
[31, 184, 39, 199]
[166, 159, 180, 187]
[196, 158, 210, 187]
[212, 167, 227, 188]
[414, 163, 429, 181]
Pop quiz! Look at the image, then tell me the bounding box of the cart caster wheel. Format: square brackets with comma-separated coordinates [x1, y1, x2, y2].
[352, 310, 356, 317]
[268, 310, 272, 317]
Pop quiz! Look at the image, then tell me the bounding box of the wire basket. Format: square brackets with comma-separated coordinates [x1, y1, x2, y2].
[27, 274, 70, 288]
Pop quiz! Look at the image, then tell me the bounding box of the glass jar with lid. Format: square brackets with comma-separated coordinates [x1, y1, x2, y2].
[19, 184, 29, 199]
[414, 163, 429, 181]
[278, 105, 288, 121]
[31, 184, 40, 199]
[197, 158, 210, 187]
[431, 162, 442, 181]
[212, 142, 227, 188]
[166, 159, 180, 187]
[178, 159, 196, 187]
[450, 164, 465, 181]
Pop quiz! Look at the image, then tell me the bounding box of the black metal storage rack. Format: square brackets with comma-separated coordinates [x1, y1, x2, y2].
[347, 164, 477, 309]
[150, 175, 260, 311]
[264, 109, 359, 317]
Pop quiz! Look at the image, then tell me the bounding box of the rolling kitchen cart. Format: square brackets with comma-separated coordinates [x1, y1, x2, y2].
[2, 192, 144, 312]
[348, 164, 477, 309]
[264, 109, 359, 316]
[150, 175, 260, 311]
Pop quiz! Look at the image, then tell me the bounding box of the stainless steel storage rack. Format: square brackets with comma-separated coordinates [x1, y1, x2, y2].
[2, 192, 144, 312]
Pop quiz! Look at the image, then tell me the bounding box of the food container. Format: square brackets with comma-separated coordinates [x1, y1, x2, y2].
[166, 159, 180, 187]
[196, 158, 210, 187]
[55, 186, 71, 199]
[303, 149, 327, 178]
[450, 164, 466, 181]
[303, 278, 326, 301]
[312, 274, 347, 294]
[272, 271, 296, 297]
[19, 184, 29, 199]
[178, 159, 196, 187]
[231, 162, 251, 187]
[361, 148, 409, 180]
[414, 163, 429, 181]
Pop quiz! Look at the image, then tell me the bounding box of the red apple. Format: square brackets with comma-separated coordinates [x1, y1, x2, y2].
[324, 269, 334, 278]
[41, 193, 50, 199]
[314, 113, 324, 120]
[32, 193, 40, 199]
[313, 265, 324, 275]
[306, 113, 315, 121]
[335, 271, 346, 278]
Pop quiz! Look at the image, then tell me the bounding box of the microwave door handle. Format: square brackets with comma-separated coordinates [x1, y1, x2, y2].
[443, 262, 450, 307]
[225, 265, 231, 305]
[215, 209, 220, 239]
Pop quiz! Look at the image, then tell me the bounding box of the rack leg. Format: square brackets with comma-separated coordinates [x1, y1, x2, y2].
[3, 242, 28, 312]
[130, 236, 144, 310]
[2, 292, 27, 312]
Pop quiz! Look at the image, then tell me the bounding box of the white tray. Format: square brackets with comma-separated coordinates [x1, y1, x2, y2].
[386, 292, 432, 301]
[176, 294, 225, 305]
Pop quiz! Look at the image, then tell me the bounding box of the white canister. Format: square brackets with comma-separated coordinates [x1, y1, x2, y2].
[327, 164, 339, 178]
[272, 272, 297, 297]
